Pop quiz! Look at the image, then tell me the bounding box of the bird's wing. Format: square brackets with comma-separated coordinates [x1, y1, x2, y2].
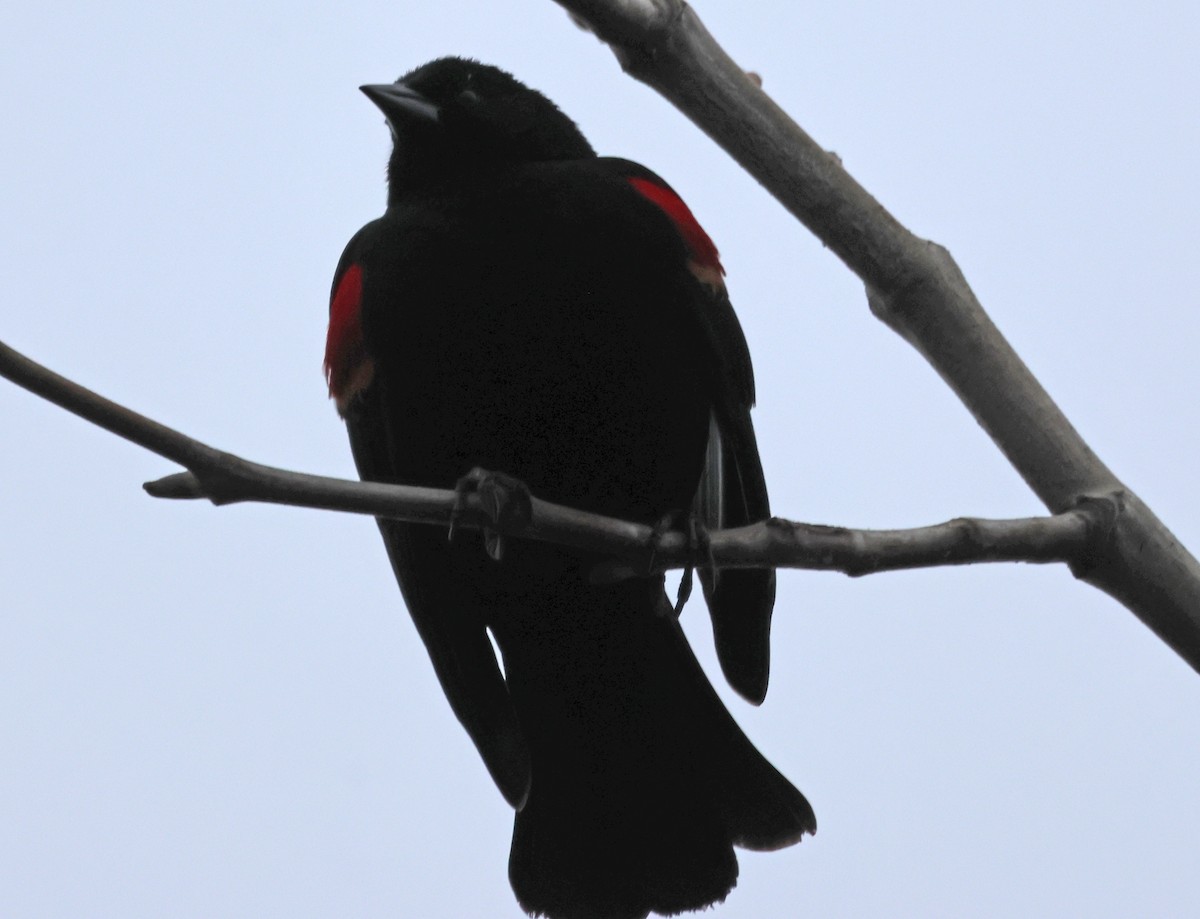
[597, 159, 778, 704]
[330, 230, 531, 809]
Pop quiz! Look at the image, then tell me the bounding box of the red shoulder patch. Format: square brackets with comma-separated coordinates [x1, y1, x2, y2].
[323, 263, 374, 415]
[627, 176, 725, 289]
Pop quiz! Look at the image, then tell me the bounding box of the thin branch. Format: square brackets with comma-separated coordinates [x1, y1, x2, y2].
[596, 506, 1108, 580]
[0, 339, 225, 473]
[553, 0, 1200, 674]
[1, 337, 1104, 577]
[6, 3, 1197, 666]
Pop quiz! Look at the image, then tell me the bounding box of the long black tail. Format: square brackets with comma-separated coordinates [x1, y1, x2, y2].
[499, 578, 815, 919]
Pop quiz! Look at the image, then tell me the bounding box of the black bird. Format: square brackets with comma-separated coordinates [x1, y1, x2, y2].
[325, 57, 815, 919]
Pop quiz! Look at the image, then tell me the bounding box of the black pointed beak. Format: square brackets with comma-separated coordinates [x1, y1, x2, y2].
[360, 83, 440, 125]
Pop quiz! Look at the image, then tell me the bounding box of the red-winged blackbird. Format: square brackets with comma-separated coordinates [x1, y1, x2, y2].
[325, 58, 814, 919]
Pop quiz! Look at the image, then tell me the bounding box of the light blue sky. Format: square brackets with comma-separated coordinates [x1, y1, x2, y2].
[3, 2, 1199, 916]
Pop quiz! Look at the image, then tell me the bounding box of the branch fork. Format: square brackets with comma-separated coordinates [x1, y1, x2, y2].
[3, 0, 1199, 673]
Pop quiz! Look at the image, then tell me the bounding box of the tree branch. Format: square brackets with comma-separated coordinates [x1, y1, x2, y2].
[6, 3, 1198, 669]
[0, 337, 1104, 578]
[553, 0, 1200, 673]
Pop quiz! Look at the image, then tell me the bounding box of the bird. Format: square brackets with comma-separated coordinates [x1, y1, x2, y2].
[325, 57, 815, 919]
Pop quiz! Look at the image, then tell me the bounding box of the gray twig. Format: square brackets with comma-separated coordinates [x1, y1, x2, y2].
[0, 337, 1105, 578]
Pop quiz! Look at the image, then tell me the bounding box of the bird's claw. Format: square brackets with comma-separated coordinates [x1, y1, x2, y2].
[648, 511, 716, 616]
[449, 467, 533, 562]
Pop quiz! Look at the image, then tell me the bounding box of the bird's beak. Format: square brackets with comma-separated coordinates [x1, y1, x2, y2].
[360, 83, 440, 125]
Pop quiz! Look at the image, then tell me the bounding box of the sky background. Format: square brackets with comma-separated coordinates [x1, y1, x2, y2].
[3, 2, 1199, 917]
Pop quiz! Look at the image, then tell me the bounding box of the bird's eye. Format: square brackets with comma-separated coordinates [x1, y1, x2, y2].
[458, 89, 481, 107]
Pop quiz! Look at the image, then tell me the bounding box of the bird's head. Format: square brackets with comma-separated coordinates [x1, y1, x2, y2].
[362, 57, 595, 199]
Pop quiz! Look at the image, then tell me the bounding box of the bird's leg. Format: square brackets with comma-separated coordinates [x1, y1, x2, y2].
[647, 511, 717, 616]
[448, 466, 533, 562]
[692, 515, 719, 606]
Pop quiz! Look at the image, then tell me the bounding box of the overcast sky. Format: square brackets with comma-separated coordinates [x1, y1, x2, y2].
[3, 2, 1199, 917]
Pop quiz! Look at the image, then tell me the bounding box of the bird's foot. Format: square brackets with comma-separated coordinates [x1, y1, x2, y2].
[448, 467, 533, 562]
[648, 511, 717, 616]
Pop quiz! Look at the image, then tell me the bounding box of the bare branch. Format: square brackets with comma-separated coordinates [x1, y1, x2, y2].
[1, 337, 1103, 578]
[552, 0, 1200, 673]
[596, 506, 1107, 581]
[0, 339, 225, 474]
[4, 2, 1196, 666]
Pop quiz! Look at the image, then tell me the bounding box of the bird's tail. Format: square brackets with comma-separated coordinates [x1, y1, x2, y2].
[499, 579, 815, 919]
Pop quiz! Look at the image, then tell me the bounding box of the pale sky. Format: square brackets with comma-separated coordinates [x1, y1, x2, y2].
[3, 2, 1199, 917]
